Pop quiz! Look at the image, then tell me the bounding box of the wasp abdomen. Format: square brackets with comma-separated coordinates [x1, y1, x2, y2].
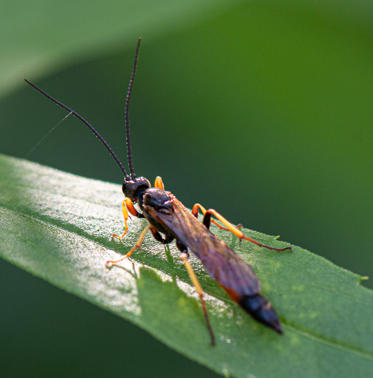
[239, 294, 283, 334]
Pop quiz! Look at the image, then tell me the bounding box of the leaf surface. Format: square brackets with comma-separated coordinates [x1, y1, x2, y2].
[0, 154, 372, 377]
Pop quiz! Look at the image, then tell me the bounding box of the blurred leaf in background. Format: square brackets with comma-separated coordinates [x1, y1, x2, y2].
[1, 0, 372, 377]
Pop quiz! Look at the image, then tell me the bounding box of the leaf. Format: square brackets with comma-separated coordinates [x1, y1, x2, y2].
[0, 0, 240, 96]
[1, 153, 372, 378]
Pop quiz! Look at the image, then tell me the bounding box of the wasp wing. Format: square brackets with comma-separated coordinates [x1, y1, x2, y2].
[145, 195, 260, 298]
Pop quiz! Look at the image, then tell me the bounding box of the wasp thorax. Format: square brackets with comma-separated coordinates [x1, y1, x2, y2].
[122, 177, 151, 201]
[143, 188, 173, 214]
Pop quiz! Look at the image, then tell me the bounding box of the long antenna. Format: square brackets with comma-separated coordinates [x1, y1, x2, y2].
[125, 37, 142, 179]
[25, 79, 130, 179]
[27, 111, 73, 157]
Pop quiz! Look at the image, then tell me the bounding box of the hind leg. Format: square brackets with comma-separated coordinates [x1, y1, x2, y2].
[193, 204, 291, 252]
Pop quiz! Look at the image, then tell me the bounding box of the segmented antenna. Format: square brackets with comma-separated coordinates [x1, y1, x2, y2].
[24, 79, 130, 179]
[125, 37, 142, 179]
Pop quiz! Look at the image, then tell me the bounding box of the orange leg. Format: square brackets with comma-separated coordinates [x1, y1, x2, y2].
[112, 200, 130, 239]
[112, 198, 139, 240]
[154, 176, 165, 190]
[192, 203, 231, 231]
[106, 225, 151, 268]
[180, 252, 215, 346]
[125, 197, 139, 217]
[203, 208, 291, 252]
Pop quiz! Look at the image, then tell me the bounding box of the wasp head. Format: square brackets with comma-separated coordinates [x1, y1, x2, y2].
[122, 177, 151, 202]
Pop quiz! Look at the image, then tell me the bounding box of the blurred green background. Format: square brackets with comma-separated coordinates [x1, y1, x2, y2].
[1, 0, 372, 377]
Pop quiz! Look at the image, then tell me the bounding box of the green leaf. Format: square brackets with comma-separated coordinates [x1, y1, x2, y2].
[1, 154, 372, 377]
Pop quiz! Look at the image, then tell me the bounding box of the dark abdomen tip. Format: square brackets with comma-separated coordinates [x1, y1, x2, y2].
[239, 294, 283, 334]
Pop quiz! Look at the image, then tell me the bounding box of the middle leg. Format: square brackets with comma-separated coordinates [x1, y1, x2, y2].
[176, 239, 215, 346]
[106, 225, 151, 268]
[150, 226, 174, 244]
[154, 176, 165, 190]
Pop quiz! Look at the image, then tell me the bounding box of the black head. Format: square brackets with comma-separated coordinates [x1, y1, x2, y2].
[122, 176, 151, 201]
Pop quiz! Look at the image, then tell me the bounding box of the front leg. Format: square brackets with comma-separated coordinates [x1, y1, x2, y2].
[112, 199, 130, 239]
[124, 197, 145, 218]
[112, 198, 144, 240]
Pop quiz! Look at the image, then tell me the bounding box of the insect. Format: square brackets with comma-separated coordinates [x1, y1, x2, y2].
[25, 37, 292, 345]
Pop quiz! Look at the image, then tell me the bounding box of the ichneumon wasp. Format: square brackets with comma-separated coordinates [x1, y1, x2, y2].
[25, 37, 292, 346]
